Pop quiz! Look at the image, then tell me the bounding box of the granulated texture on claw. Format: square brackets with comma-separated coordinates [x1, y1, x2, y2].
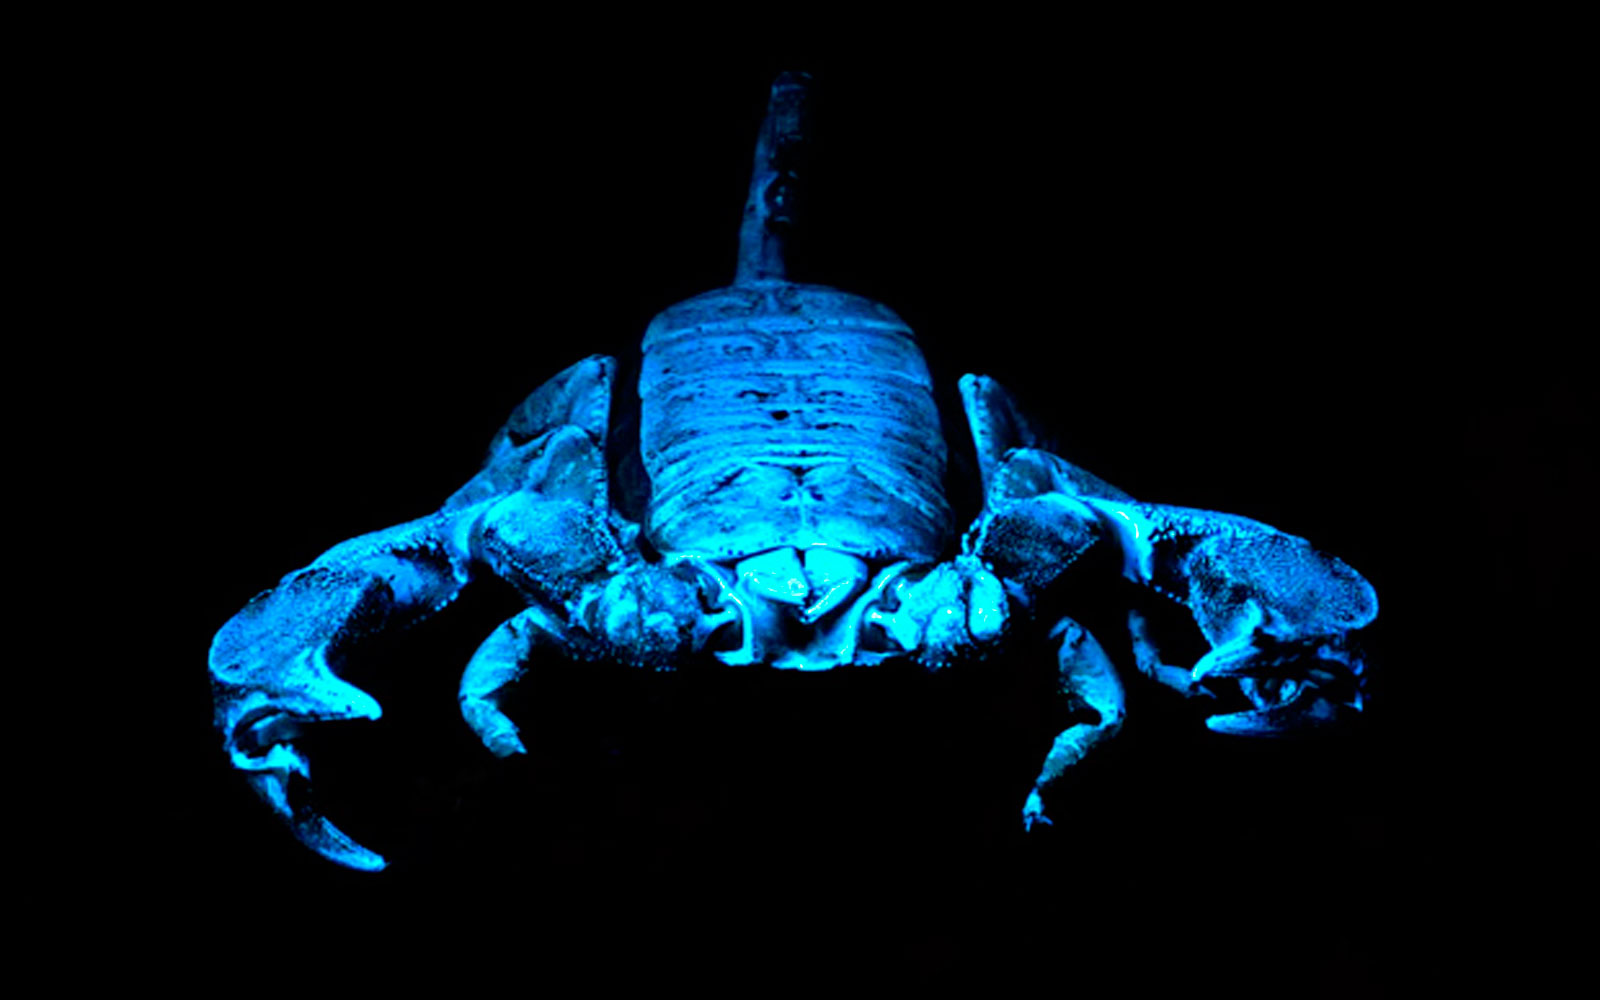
[640, 281, 953, 562]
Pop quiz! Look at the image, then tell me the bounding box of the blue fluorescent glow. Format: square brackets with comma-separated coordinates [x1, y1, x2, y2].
[208, 72, 1378, 869]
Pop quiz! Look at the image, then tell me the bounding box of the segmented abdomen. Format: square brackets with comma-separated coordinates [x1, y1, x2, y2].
[640, 282, 952, 562]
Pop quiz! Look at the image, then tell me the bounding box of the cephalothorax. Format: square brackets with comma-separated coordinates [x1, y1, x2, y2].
[210, 74, 1377, 870]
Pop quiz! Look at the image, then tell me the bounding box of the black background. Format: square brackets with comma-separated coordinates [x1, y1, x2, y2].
[102, 29, 1582, 993]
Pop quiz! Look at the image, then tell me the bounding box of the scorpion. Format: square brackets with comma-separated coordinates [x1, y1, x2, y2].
[209, 73, 1377, 871]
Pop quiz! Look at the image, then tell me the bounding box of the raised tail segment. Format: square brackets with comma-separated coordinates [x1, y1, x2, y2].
[736, 71, 812, 285]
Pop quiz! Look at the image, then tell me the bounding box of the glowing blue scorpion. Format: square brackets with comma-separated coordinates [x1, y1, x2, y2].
[209, 74, 1377, 870]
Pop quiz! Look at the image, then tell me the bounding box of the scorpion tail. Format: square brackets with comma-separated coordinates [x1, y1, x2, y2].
[735, 71, 812, 284]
